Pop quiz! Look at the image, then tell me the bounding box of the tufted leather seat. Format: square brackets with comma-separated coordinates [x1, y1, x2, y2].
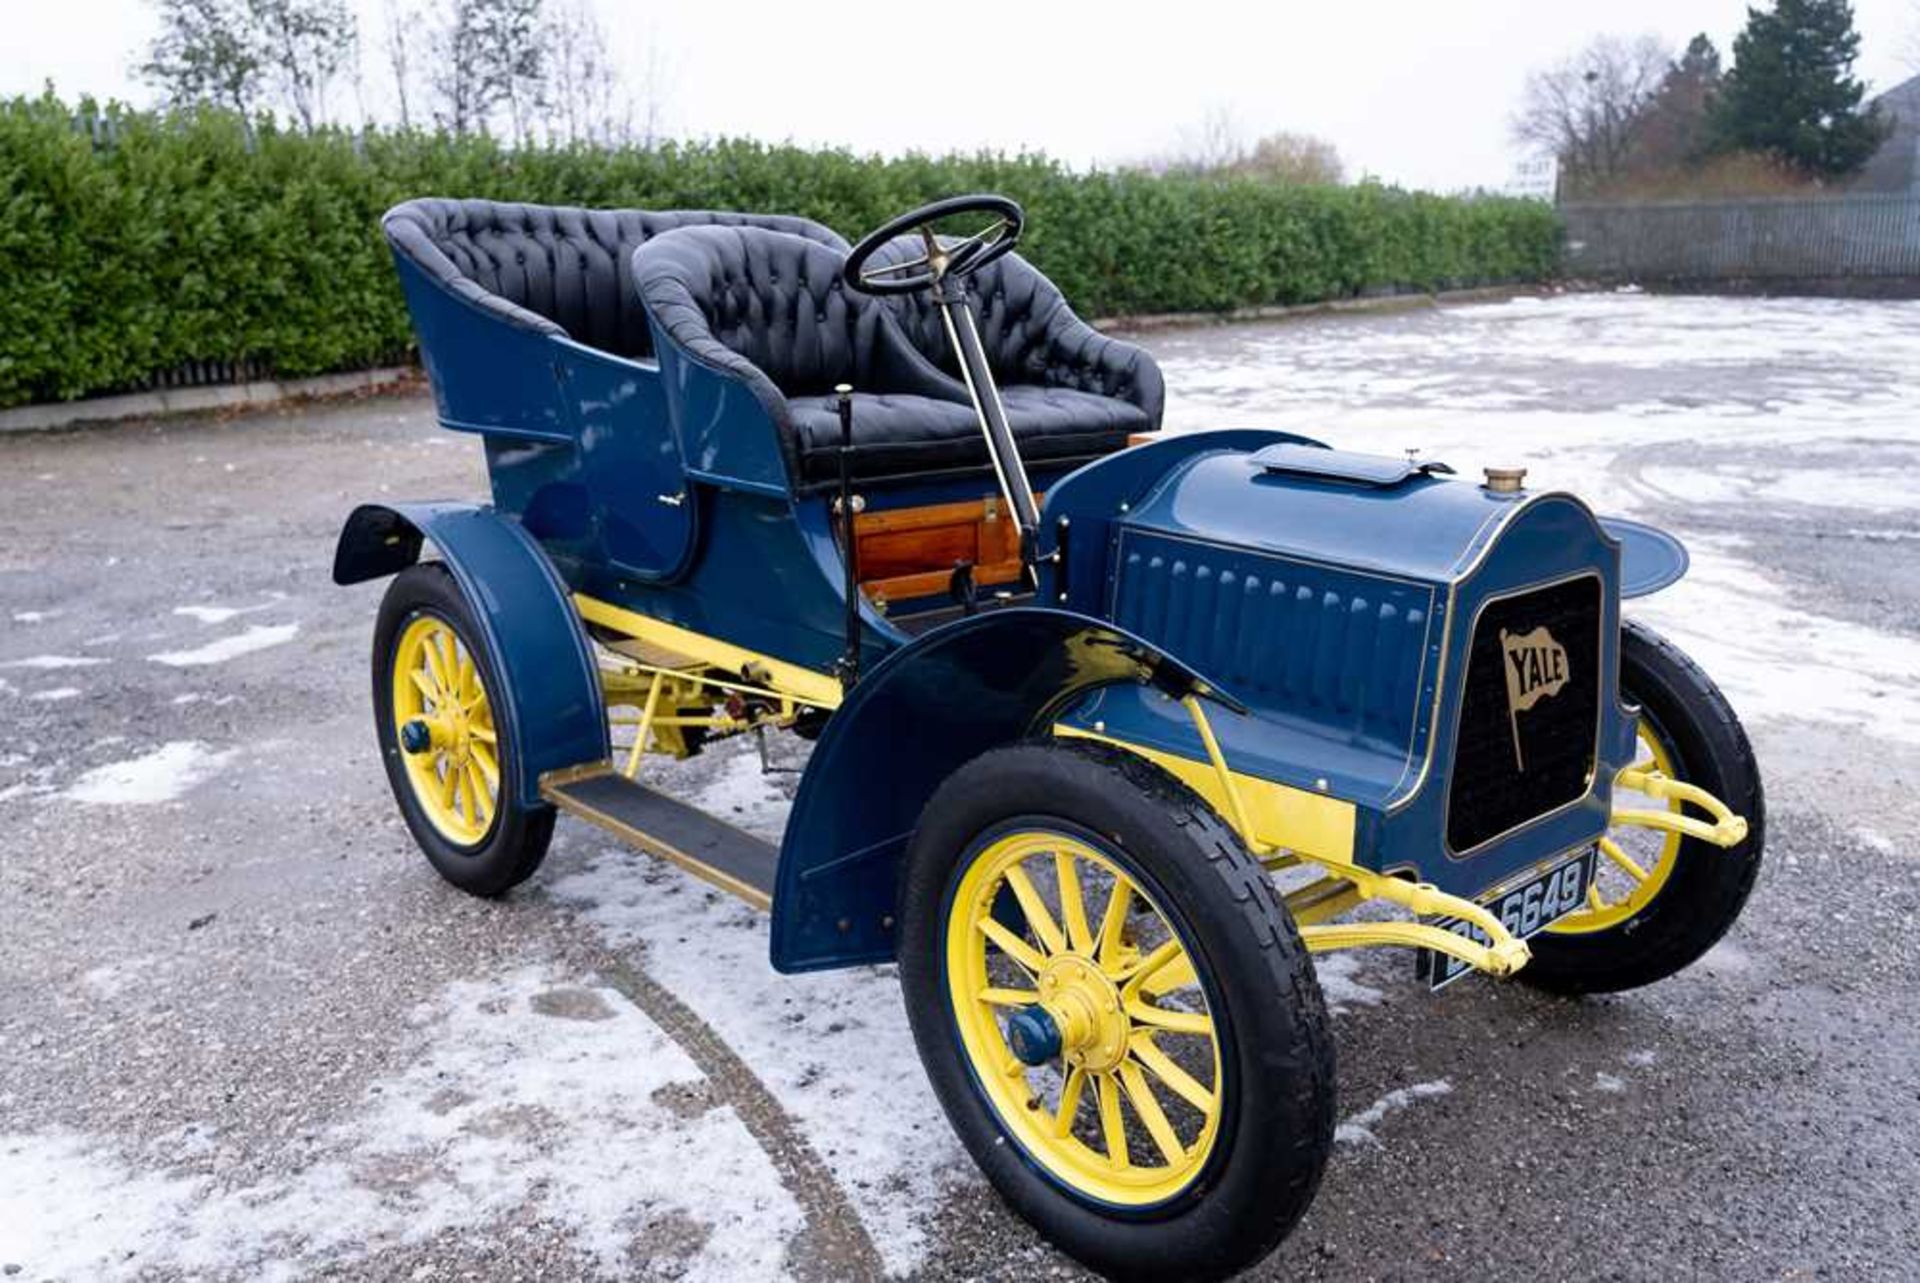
[635, 226, 1163, 487]
[871, 237, 1165, 445]
[632, 225, 988, 485]
[383, 198, 848, 360]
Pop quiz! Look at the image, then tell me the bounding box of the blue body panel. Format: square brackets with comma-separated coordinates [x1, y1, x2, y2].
[1051, 448, 1641, 899]
[770, 608, 1214, 973]
[332, 502, 608, 804]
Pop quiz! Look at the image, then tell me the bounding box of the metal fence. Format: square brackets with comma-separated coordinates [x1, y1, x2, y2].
[1561, 195, 1920, 283]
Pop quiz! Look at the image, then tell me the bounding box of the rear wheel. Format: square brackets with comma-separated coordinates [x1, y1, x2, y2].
[372, 563, 554, 896]
[898, 742, 1334, 1282]
[1524, 619, 1764, 993]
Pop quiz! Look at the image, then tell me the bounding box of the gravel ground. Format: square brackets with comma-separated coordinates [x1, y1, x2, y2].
[2, 291, 1917, 1281]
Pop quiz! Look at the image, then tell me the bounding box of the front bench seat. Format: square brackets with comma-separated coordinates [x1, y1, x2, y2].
[870, 237, 1166, 450]
[632, 225, 991, 486]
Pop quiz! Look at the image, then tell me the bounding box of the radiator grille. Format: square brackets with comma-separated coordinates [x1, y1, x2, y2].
[1446, 576, 1602, 853]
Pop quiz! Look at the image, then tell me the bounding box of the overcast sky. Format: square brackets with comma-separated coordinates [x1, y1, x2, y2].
[5, 0, 1917, 191]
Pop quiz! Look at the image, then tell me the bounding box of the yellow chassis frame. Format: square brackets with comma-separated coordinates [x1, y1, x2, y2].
[570, 592, 1750, 985]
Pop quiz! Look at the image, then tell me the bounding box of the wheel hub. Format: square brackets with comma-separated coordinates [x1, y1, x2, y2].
[1035, 954, 1128, 1072]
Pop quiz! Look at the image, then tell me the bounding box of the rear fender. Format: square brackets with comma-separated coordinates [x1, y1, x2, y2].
[333, 502, 608, 803]
[768, 607, 1228, 974]
[1602, 516, 1690, 598]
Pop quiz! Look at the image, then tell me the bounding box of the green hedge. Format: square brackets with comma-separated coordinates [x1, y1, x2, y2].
[0, 93, 1561, 408]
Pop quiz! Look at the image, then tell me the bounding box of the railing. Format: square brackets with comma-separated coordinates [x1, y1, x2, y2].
[1561, 195, 1920, 283]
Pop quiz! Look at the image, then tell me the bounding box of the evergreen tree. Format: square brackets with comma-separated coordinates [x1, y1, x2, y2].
[1633, 34, 1724, 169]
[1710, 0, 1889, 177]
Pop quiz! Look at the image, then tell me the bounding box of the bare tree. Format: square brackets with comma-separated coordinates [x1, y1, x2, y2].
[142, 0, 355, 128]
[543, 0, 624, 143]
[141, 0, 263, 116]
[1512, 33, 1672, 190]
[1235, 132, 1344, 185]
[255, 0, 357, 130]
[382, 0, 419, 128]
[425, 0, 546, 137]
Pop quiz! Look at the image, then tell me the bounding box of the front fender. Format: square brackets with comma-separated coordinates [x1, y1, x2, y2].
[1601, 516, 1689, 598]
[768, 607, 1229, 974]
[333, 502, 608, 803]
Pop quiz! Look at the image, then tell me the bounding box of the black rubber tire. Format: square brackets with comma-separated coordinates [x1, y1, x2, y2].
[1521, 619, 1765, 994]
[372, 563, 555, 897]
[897, 741, 1335, 1283]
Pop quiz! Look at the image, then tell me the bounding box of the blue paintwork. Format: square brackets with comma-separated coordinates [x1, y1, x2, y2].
[1602, 516, 1690, 598]
[1050, 450, 1640, 899]
[770, 608, 1214, 973]
[333, 502, 608, 805]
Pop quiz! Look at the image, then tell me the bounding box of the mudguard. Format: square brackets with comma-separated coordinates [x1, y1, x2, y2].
[768, 607, 1229, 974]
[332, 502, 608, 804]
[1602, 516, 1690, 598]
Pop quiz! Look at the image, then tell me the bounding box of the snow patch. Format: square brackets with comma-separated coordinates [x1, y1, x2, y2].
[1334, 1079, 1453, 1146]
[1593, 1072, 1626, 1094]
[27, 687, 81, 702]
[549, 761, 966, 1277]
[148, 623, 299, 667]
[1312, 951, 1387, 1015]
[64, 742, 235, 805]
[172, 596, 284, 625]
[0, 968, 803, 1280]
[0, 655, 107, 670]
[10, 610, 56, 623]
[1626, 1049, 1658, 1069]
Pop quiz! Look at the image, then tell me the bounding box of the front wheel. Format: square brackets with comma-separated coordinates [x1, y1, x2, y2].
[1523, 619, 1765, 993]
[897, 742, 1335, 1282]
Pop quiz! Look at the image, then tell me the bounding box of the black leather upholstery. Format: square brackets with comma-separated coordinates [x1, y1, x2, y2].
[632, 224, 1168, 486]
[384, 198, 848, 361]
[632, 225, 975, 483]
[872, 237, 1165, 437]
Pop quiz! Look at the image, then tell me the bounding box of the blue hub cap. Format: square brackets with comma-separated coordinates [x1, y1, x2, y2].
[1004, 1005, 1062, 1066]
[399, 719, 434, 755]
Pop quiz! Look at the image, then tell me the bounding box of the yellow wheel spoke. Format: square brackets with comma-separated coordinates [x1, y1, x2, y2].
[1053, 1065, 1088, 1138]
[434, 632, 459, 695]
[979, 916, 1048, 977]
[435, 758, 458, 811]
[456, 652, 477, 702]
[1118, 1061, 1186, 1167]
[420, 636, 450, 694]
[471, 741, 500, 783]
[1096, 878, 1134, 969]
[458, 769, 477, 825]
[1141, 952, 1197, 998]
[470, 725, 497, 744]
[466, 761, 492, 823]
[1600, 835, 1649, 883]
[1130, 1035, 1215, 1114]
[1054, 851, 1095, 955]
[1125, 996, 1213, 1038]
[978, 986, 1039, 1008]
[1003, 865, 1067, 957]
[1096, 1072, 1130, 1170]
[408, 668, 439, 705]
[1119, 938, 1184, 992]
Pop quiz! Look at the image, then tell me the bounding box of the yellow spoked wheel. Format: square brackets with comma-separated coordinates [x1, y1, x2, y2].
[1546, 715, 1681, 936]
[946, 828, 1223, 1207]
[390, 613, 501, 847]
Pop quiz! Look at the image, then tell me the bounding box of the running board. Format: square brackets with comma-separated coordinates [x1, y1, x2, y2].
[540, 766, 778, 911]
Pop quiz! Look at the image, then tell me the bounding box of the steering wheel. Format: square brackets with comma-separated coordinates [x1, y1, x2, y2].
[843, 194, 1024, 296]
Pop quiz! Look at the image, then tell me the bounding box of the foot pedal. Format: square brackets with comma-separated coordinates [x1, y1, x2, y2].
[541, 767, 778, 909]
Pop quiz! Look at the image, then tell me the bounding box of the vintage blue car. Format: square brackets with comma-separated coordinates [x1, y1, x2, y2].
[335, 194, 1763, 1280]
